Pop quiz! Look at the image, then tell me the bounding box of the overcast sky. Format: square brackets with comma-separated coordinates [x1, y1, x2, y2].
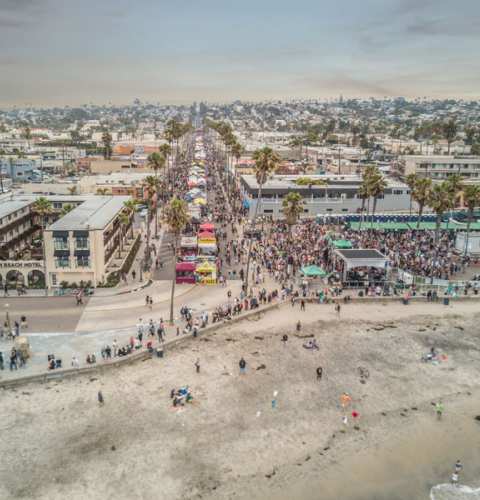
[1, 0, 479, 106]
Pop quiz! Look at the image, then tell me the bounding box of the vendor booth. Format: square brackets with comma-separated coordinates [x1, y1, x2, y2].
[180, 236, 198, 259]
[333, 249, 390, 285]
[176, 262, 196, 284]
[199, 222, 215, 233]
[196, 261, 217, 284]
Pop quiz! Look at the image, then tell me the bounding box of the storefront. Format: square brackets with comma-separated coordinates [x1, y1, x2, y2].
[176, 262, 196, 284]
[195, 261, 217, 284]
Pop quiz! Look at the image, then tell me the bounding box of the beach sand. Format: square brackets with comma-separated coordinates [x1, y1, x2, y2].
[1, 300, 480, 500]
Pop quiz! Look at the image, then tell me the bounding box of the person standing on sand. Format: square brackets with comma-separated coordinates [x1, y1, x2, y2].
[98, 391, 104, 406]
[335, 302, 341, 317]
[300, 299, 306, 311]
[435, 401, 444, 420]
[195, 358, 200, 373]
[239, 357, 246, 374]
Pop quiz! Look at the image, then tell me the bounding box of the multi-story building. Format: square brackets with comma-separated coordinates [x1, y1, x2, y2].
[44, 196, 135, 288]
[240, 175, 410, 220]
[404, 156, 480, 183]
[0, 158, 37, 182]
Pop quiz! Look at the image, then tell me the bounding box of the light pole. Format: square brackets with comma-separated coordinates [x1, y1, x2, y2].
[5, 303, 11, 334]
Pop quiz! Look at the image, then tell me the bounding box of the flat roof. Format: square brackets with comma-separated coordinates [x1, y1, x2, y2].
[0, 199, 31, 219]
[47, 196, 130, 231]
[335, 249, 387, 260]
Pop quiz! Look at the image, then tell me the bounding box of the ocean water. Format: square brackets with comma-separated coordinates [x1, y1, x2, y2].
[431, 484, 480, 500]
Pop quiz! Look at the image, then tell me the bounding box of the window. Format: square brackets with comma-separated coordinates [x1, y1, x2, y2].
[76, 255, 90, 268]
[342, 208, 349, 212]
[55, 257, 70, 268]
[393, 190, 404, 195]
[75, 237, 89, 249]
[263, 209, 273, 214]
[51, 273, 57, 286]
[53, 202, 62, 209]
[54, 237, 68, 250]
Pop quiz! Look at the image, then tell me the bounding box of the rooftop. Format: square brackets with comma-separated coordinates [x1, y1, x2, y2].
[47, 196, 130, 231]
[0, 199, 31, 219]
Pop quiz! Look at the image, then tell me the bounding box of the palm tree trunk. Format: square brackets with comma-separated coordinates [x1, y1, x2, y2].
[244, 183, 263, 293]
[359, 198, 365, 230]
[435, 214, 441, 244]
[465, 211, 472, 256]
[154, 169, 159, 239]
[366, 198, 371, 228]
[371, 197, 377, 228]
[169, 237, 177, 324]
[145, 206, 151, 266]
[42, 218, 48, 296]
[417, 204, 423, 229]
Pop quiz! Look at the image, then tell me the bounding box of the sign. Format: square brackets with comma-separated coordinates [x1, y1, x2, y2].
[0, 261, 43, 269]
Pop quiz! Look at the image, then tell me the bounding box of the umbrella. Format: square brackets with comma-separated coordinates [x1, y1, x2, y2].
[300, 265, 327, 277]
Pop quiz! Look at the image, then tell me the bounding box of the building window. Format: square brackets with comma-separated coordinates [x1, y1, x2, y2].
[263, 209, 273, 214]
[54, 237, 69, 250]
[55, 257, 70, 268]
[75, 237, 89, 249]
[76, 255, 90, 268]
[393, 190, 404, 195]
[53, 202, 62, 209]
[51, 273, 57, 286]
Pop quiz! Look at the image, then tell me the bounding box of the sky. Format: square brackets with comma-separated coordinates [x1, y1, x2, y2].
[1, 0, 479, 107]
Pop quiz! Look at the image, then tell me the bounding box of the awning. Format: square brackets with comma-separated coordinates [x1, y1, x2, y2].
[180, 236, 198, 248]
[199, 223, 215, 232]
[300, 265, 327, 277]
[196, 261, 216, 273]
[334, 249, 389, 270]
[176, 262, 196, 272]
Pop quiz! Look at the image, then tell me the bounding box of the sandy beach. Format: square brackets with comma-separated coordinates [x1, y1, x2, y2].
[1, 300, 480, 500]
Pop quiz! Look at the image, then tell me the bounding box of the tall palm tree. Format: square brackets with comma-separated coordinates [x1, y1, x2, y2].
[428, 182, 451, 243]
[164, 197, 190, 324]
[463, 185, 480, 255]
[244, 147, 280, 292]
[282, 192, 304, 238]
[159, 143, 172, 197]
[368, 169, 387, 228]
[412, 178, 432, 228]
[143, 175, 157, 265]
[147, 152, 166, 239]
[405, 173, 417, 217]
[33, 197, 53, 296]
[67, 186, 78, 195]
[123, 199, 138, 238]
[118, 212, 130, 258]
[445, 173, 464, 209]
[357, 183, 370, 230]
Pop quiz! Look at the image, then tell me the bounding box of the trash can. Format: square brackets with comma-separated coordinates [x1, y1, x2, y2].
[443, 297, 450, 306]
[156, 348, 164, 358]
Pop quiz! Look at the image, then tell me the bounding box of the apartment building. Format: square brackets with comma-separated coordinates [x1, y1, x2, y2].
[240, 175, 410, 220]
[43, 196, 134, 287]
[404, 155, 480, 183]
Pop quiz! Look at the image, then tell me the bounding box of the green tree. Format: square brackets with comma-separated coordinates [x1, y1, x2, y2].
[368, 168, 387, 227]
[60, 203, 74, 216]
[428, 182, 451, 243]
[445, 173, 464, 209]
[67, 185, 78, 195]
[244, 147, 280, 291]
[463, 185, 480, 255]
[159, 143, 172, 195]
[282, 192, 304, 236]
[123, 199, 138, 238]
[443, 119, 457, 155]
[163, 197, 190, 324]
[101, 130, 113, 159]
[147, 152, 166, 238]
[143, 175, 157, 265]
[32, 197, 53, 296]
[471, 143, 480, 155]
[96, 187, 109, 195]
[412, 178, 432, 228]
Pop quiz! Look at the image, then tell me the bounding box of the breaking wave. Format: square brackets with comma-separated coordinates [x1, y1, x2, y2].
[430, 484, 480, 500]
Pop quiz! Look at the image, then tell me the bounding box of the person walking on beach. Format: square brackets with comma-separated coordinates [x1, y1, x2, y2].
[98, 391, 104, 406]
[455, 460, 463, 474]
[300, 299, 306, 311]
[335, 302, 341, 317]
[195, 358, 200, 373]
[435, 401, 444, 420]
[239, 357, 246, 374]
[316, 366, 323, 381]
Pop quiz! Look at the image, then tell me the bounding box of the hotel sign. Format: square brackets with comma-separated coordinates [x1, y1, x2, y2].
[0, 261, 43, 269]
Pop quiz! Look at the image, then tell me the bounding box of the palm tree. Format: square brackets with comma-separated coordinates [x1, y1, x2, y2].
[143, 175, 157, 265]
[164, 197, 190, 324]
[123, 199, 138, 238]
[463, 185, 480, 255]
[101, 130, 113, 159]
[159, 143, 172, 197]
[445, 173, 464, 209]
[368, 169, 387, 228]
[405, 173, 417, 217]
[357, 183, 370, 230]
[96, 187, 109, 195]
[118, 212, 130, 258]
[67, 186, 77, 195]
[60, 203, 74, 217]
[428, 182, 451, 243]
[244, 147, 280, 292]
[147, 152, 166, 238]
[282, 192, 304, 238]
[443, 119, 457, 155]
[412, 178, 432, 228]
[32, 197, 53, 296]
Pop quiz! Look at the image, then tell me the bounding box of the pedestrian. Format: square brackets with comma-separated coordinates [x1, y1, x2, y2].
[132, 270, 136, 281]
[239, 357, 246, 374]
[112, 339, 118, 357]
[451, 472, 459, 487]
[300, 299, 306, 311]
[0, 351, 3, 370]
[316, 366, 323, 381]
[455, 460, 463, 474]
[9, 348, 17, 370]
[296, 321, 301, 332]
[71, 356, 79, 368]
[98, 391, 104, 406]
[281, 334, 288, 346]
[195, 358, 200, 373]
[335, 302, 341, 317]
[435, 401, 444, 420]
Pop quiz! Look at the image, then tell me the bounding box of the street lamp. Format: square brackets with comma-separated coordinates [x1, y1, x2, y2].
[4, 303, 11, 334]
